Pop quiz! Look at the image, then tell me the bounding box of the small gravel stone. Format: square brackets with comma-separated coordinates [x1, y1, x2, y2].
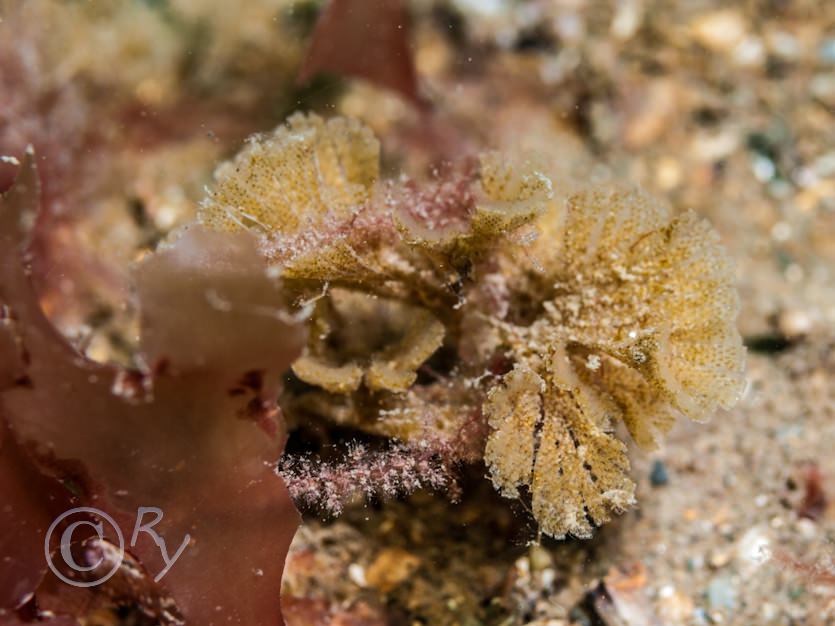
[708, 550, 731, 569]
[691, 10, 746, 52]
[820, 39, 835, 64]
[706, 576, 737, 609]
[365, 548, 421, 593]
[529, 544, 553, 571]
[650, 460, 669, 486]
[777, 308, 813, 339]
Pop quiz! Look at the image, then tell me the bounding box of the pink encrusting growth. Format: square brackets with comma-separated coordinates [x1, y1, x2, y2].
[387, 162, 478, 245]
[279, 442, 459, 517]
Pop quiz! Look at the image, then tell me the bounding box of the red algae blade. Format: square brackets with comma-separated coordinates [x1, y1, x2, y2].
[0, 152, 305, 624]
[297, 0, 421, 106]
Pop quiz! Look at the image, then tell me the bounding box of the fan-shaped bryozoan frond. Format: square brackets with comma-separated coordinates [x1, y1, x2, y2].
[197, 113, 745, 539]
[483, 186, 745, 538]
[199, 113, 380, 235]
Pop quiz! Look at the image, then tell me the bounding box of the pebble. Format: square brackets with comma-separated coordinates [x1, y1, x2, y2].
[624, 80, 678, 148]
[655, 156, 682, 190]
[785, 263, 804, 283]
[736, 526, 771, 572]
[821, 39, 835, 64]
[751, 154, 776, 182]
[768, 31, 800, 59]
[769, 178, 793, 199]
[650, 460, 669, 486]
[811, 73, 835, 107]
[514, 554, 532, 585]
[611, 0, 641, 40]
[709, 550, 731, 569]
[541, 568, 556, 589]
[812, 151, 835, 177]
[777, 309, 812, 339]
[452, 0, 504, 19]
[762, 602, 778, 620]
[692, 606, 710, 625]
[795, 517, 818, 540]
[691, 10, 746, 52]
[554, 12, 584, 43]
[706, 575, 737, 609]
[364, 547, 421, 593]
[690, 129, 741, 162]
[657, 587, 695, 622]
[771, 222, 792, 242]
[733, 36, 765, 67]
[348, 563, 367, 587]
[529, 544, 553, 571]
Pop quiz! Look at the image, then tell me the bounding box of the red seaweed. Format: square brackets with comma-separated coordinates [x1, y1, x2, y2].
[797, 462, 828, 521]
[0, 153, 306, 624]
[298, 0, 422, 107]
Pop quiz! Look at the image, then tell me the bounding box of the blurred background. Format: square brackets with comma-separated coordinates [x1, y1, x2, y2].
[1, 1, 833, 624]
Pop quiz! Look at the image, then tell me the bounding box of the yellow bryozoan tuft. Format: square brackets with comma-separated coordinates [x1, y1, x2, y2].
[483, 186, 745, 537]
[200, 113, 379, 234]
[198, 113, 745, 539]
